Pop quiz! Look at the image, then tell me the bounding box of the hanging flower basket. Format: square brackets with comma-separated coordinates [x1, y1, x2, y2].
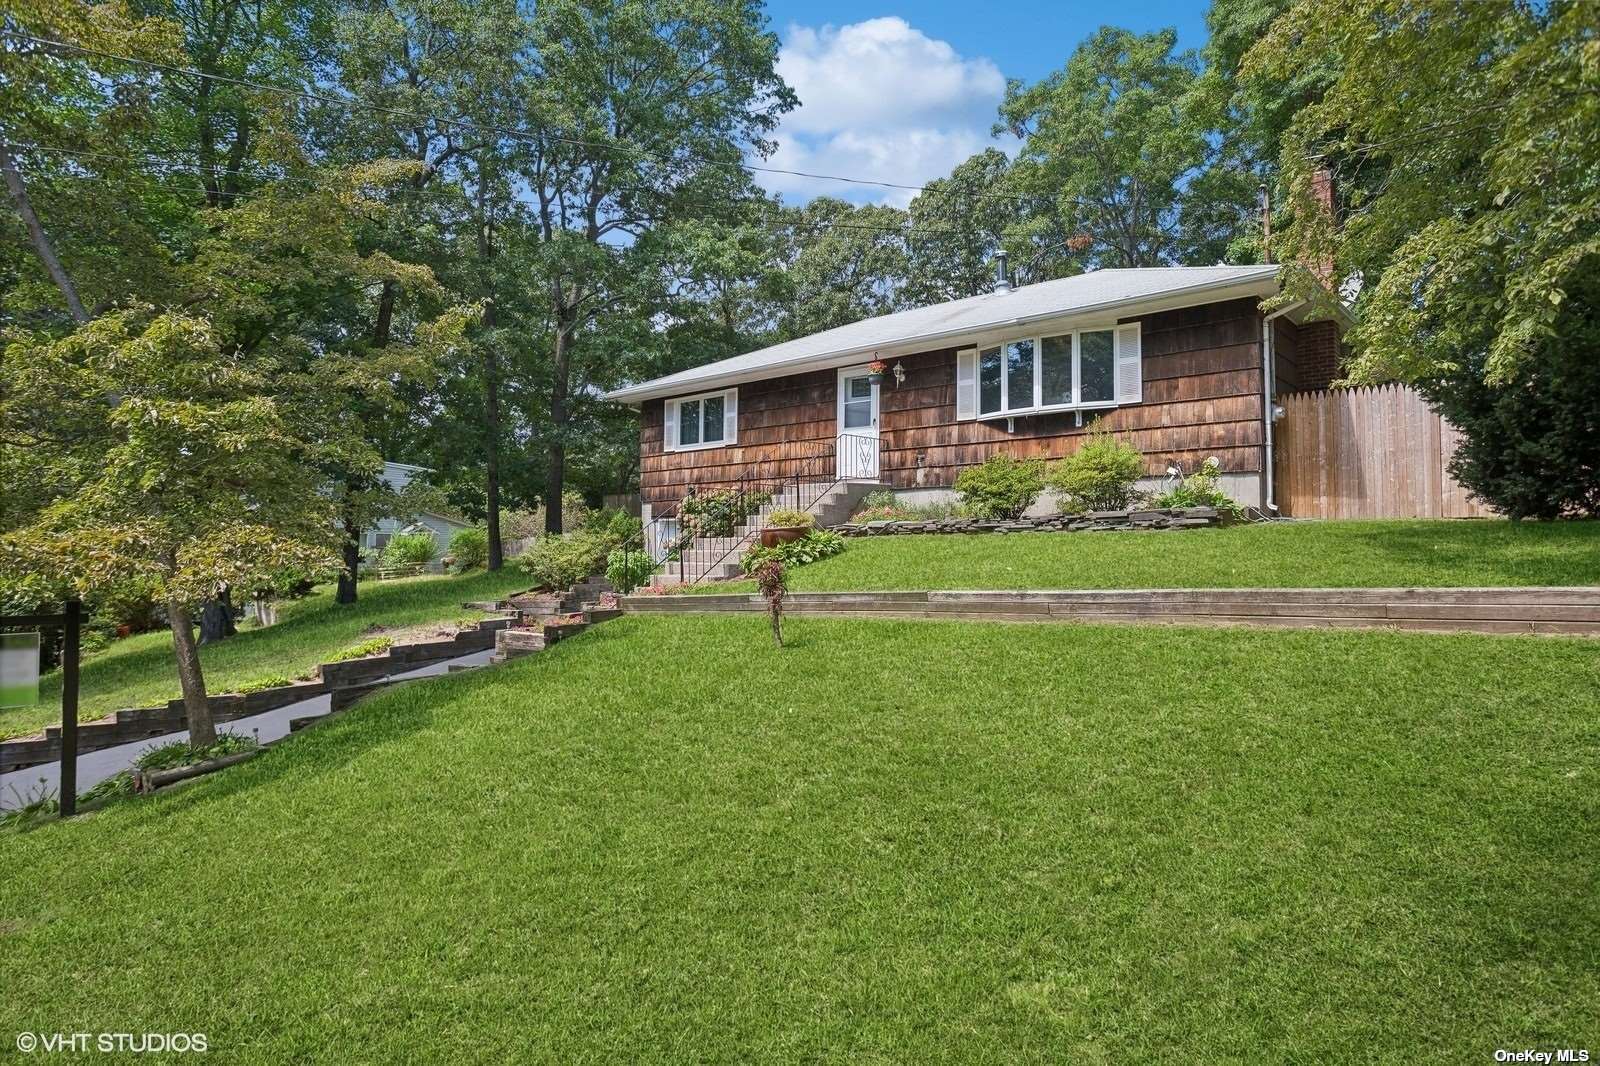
[866, 359, 888, 385]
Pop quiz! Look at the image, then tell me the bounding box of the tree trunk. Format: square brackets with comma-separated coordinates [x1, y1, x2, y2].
[545, 307, 575, 535]
[198, 586, 237, 644]
[476, 170, 504, 569]
[768, 603, 784, 648]
[0, 140, 89, 324]
[374, 280, 396, 349]
[336, 519, 361, 605]
[168, 601, 217, 748]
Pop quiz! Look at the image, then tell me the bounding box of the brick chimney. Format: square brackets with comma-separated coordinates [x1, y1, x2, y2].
[1308, 167, 1336, 289]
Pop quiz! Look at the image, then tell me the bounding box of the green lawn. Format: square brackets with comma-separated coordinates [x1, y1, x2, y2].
[4, 613, 1597, 1061]
[688, 518, 1600, 594]
[0, 570, 533, 740]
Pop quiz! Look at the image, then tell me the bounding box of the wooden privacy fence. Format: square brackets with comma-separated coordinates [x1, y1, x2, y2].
[1274, 385, 1495, 519]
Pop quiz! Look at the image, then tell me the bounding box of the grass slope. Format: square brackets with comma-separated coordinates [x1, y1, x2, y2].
[687, 518, 1600, 595]
[1, 571, 533, 740]
[4, 613, 1597, 1061]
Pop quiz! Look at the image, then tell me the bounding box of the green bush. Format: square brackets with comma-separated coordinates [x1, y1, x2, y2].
[517, 529, 612, 591]
[585, 507, 643, 542]
[446, 527, 489, 573]
[765, 508, 815, 529]
[380, 532, 436, 567]
[850, 490, 965, 522]
[680, 488, 769, 539]
[605, 547, 656, 594]
[329, 636, 393, 662]
[134, 732, 258, 773]
[1050, 431, 1145, 512]
[740, 529, 846, 574]
[954, 454, 1046, 520]
[235, 675, 295, 694]
[1151, 458, 1245, 521]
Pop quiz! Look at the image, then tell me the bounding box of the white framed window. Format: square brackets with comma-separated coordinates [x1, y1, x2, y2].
[663, 387, 739, 452]
[957, 322, 1141, 421]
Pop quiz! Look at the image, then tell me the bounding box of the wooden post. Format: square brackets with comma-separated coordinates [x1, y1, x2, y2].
[59, 598, 81, 817]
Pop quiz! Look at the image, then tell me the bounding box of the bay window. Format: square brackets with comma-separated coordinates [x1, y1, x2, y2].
[967, 324, 1139, 419]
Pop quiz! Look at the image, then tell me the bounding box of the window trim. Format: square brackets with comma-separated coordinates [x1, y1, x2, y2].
[976, 325, 1123, 420]
[663, 387, 738, 453]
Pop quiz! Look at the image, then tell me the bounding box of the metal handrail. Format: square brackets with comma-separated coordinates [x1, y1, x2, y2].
[614, 432, 880, 591]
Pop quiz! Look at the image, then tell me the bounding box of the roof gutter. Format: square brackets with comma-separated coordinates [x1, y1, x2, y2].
[605, 270, 1281, 404]
[1260, 300, 1307, 516]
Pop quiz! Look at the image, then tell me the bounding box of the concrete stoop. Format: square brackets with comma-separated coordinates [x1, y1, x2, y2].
[648, 480, 886, 588]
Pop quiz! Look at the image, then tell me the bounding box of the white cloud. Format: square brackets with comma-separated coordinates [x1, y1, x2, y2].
[753, 18, 1010, 207]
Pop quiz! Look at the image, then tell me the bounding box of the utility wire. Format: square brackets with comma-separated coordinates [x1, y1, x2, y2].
[14, 158, 996, 242]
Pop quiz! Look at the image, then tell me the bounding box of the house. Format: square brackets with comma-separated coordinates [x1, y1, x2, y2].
[605, 264, 1351, 520]
[364, 462, 473, 563]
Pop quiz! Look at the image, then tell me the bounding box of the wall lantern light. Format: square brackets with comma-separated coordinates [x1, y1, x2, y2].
[892, 361, 906, 387]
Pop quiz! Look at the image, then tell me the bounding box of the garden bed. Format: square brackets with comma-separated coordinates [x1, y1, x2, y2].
[837, 505, 1221, 536]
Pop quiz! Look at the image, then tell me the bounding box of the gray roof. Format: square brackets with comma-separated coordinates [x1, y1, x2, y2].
[606, 265, 1282, 403]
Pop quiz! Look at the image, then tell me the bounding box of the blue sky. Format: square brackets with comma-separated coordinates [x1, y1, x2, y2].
[754, 0, 1211, 205]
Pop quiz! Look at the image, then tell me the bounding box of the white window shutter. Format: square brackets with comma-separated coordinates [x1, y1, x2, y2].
[1115, 324, 1143, 404]
[955, 348, 978, 420]
[723, 388, 738, 444]
[663, 400, 678, 452]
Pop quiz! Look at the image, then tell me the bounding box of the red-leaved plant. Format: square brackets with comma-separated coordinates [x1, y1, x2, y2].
[753, 558, 787, 647]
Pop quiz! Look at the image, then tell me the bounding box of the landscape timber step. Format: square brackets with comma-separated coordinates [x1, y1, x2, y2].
[617, 587, 1600, 638]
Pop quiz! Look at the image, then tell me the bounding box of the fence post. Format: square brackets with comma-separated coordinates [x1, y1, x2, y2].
[59, 598, 80, 818]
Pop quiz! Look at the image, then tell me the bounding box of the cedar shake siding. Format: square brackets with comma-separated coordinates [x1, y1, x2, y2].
[638, 296, 1286, 507]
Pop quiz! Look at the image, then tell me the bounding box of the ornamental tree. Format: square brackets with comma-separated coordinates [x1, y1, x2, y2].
[0, 310, 341, 745]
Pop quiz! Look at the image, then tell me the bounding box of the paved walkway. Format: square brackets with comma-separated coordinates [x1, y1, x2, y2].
[0, 648, 493, 812]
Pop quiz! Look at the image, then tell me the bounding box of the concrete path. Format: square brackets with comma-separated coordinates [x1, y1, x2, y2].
[0, 648, 493, 812]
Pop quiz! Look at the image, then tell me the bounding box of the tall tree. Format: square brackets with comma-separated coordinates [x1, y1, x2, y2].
[1245, 0, 1600, 384]
[771, 197, 909, 337]
[999, 27, 1227, 268]
[517, 0, 795, 533]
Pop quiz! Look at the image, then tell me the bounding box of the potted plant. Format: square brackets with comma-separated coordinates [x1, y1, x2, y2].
[865, 359, 888, 385]
[760, 508, 814, 547]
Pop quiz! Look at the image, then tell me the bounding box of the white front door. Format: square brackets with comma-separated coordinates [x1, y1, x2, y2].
[836, 367, 881, 479]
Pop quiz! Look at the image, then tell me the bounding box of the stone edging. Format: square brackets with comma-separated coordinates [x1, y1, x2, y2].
[0, 617, 515, 773]
[619, 587, 1600, 638]
[835, 506, 1221, 536]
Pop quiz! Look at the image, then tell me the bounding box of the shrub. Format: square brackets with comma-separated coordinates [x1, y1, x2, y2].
[954, 454, 1045, 520]
[1415, 272, 1600, 519]
[850, 493, 965, 522]
[329, 636, 392, 662]
[680, 488, 769, 539]
[765, 507, 814, 529]
[740, 529, 846, 574]
[135, 732, 258, 773]
[1050, 430, 1145, 512]
[380, 532, 437, 568]
[754, 558, 786, 647]
[517, 529, 612, 591]
[235, 675, 295, 694]
[446, 527, 489, 573]
[585, 507, 643, 543]
[605, 547, 656, 594]
[1151, 458, 1245, 521]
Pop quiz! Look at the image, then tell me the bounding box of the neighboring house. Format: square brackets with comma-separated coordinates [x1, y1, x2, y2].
[364, 462, 473, 563]
[606, 264, 1351, 516]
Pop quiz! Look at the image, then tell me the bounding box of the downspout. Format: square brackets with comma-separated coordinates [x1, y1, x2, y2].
[1260, 301, 1306, 515]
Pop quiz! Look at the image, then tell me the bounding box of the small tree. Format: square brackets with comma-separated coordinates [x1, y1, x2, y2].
[753, 558, 786, 648]
[0, 310, 342, 745]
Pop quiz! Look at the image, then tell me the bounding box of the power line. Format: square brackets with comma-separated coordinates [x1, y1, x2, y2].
[0, 28, 1039, 210]
[13, 155, 1000, 242]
